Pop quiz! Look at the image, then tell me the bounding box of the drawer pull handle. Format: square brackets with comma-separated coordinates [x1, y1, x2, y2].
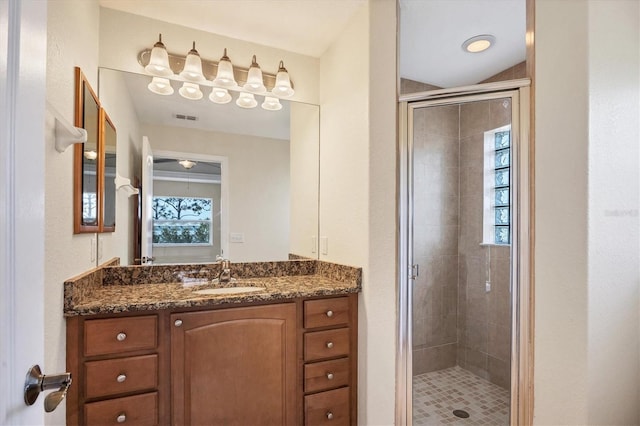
[116, 413, 126, 423]
[174, 319, 183, 327]
[116, 332, 127, 342]
[116, 374, 126, 383]
[326, 310, 334, 317]
[326, 372, 334, 380]
[326, 411, 334, 420]
[326, 341, 334, 349]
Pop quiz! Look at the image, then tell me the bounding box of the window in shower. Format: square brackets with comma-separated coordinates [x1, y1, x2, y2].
[483, 125, 511, 245]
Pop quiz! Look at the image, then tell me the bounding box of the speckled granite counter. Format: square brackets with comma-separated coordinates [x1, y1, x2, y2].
[64, 259, 361, 316]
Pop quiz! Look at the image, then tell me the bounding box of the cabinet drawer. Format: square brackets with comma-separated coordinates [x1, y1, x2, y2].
[84, 316, 157, 357]
[305, 387, 350, 426]
[304, 328, 350, 362]
[304, 358, 350, 393]
[85, 355, 158, 399]
[84, 392, 158, 426]
[304, 297, 350, 329]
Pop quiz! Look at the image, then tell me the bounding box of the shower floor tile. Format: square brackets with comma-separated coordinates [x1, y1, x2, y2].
[413, 366, 510, 425]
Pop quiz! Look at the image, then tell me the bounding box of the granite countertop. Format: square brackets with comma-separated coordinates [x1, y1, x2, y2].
[64, 260, 362, 316]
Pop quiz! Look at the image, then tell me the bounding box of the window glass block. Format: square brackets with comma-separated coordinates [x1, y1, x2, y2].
[495, 169, 509, 187]
[495, 188, 509, 206]
[495, 131, 510, 149]
[495, 207, 510, 225]
[495, 148, 510, 167]
[495, 226, 510, 244]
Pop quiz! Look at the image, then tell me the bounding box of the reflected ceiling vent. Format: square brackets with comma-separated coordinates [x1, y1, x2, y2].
[175, 114, 198, 121]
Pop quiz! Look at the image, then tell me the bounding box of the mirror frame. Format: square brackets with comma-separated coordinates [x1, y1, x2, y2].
[99, 108, 117, 233]
[74, 67, 101, 233]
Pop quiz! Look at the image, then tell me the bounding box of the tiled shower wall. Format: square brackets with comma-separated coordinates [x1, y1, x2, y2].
[411, 99, 513, 389]
[412, 105, 460, 375]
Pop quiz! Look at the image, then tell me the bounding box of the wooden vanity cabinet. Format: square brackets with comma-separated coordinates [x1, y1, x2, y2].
[67, 294, 358, 426]
[170, 303, 297, 425]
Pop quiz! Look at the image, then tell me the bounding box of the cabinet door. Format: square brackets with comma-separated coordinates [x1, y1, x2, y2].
[171, 304, 297, 425]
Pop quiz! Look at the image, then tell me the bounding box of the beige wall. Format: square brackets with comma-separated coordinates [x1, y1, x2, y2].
[142, 124, 290, 262]
[534, 0, 640, 424]
[45, 1, 101, 424]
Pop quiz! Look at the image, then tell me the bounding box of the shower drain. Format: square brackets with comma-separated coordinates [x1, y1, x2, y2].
[452, 409, 470, 419]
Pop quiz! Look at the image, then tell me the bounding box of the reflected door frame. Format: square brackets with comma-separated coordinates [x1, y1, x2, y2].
[397, 80, 532, 426]
[151, 149, 229, 260]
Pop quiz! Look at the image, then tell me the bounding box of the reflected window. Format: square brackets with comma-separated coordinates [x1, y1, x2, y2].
[482, 126, 511, 245]
[152, 196, 213, 245]
[82, 192, 97, 223]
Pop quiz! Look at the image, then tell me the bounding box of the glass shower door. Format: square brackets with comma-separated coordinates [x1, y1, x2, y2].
[409, 95, 516, 426]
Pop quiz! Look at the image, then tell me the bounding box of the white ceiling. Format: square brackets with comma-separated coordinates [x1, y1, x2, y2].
[399, 0, 526, 88]
[98, 0, 367, 58]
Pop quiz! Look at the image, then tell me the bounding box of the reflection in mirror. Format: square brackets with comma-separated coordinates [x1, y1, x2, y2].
[102, 111, 117, 231]
[98, 67, 320, 264]
[74, 68, 100, 233]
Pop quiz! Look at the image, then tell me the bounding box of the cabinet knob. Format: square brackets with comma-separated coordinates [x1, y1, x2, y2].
[116, 374, 126, 383]
[326, 411, 334, 420]
[326, 310, 334, 317]
[116, 332, 127, 341]
[116, 413, 126, 423]
[174, 319, 183, 327]
[326, 341, 334, 349]
[326, 372, 334, 380]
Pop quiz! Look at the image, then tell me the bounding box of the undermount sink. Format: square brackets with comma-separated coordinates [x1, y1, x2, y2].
[193, 286, 265, 295]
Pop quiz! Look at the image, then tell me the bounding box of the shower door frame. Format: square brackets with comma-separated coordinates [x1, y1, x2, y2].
[397, 80, 532, 426]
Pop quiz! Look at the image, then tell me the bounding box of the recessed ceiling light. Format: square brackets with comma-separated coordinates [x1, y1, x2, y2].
[462, 35, 496, 53]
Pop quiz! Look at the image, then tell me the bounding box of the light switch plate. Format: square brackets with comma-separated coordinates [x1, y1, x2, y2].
[230, 233, 245, 243]
[311, 236, 317, 253]
[90, 238, 96, 263]
[320, 236, 328, 255]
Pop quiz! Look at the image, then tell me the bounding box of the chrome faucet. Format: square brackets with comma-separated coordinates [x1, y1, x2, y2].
[216, 255, 232, 283]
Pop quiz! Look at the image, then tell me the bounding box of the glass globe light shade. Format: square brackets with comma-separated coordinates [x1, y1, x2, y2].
[242, 55, 266, 94]
[236, 92, 258, 109]
[261, 96, 282, 111]
[147, 77, 174, 95]
[178, 82, 203, 100]
[179, 42, 205, 82]
[209, 87, 232, 104]
[145, 34, 173, 77]
[212, 48, 237, 88]
[271, 61, 295, 98]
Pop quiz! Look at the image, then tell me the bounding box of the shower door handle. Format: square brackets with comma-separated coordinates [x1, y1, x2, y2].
[409, 264, 419, 280]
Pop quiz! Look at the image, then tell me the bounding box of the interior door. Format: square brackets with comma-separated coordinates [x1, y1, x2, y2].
[0, 0, 47, 423]
[141, 136, 154, 264]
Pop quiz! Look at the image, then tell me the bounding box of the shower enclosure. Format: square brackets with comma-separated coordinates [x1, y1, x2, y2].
[398, 85, 531, 425]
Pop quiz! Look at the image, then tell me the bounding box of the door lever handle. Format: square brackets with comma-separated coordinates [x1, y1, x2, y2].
[24, 365, 72, 412]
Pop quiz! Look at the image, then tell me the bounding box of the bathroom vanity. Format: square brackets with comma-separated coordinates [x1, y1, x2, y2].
[64, 260, 360, 425]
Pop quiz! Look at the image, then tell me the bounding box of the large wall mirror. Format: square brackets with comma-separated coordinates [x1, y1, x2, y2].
[98, 67, 320, 265]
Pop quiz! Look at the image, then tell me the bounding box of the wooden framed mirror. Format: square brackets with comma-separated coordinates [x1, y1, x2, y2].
[100, 109, 117, 232]
[74, 67, 117, 233]
[74, 67, 101, 233]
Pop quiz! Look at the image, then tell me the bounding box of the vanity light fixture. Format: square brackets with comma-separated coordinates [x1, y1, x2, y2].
[84, 150, 98, 161]
[148, 77, 174, 95]
[261, 96, 282, 111]
[140, 35, 295, 111]
[179, 42, 205, 82]
[178, 82, 203, 100]
[178, 159, 197, 169]
[272, 61, 295, 98]
[145, 34, 172, 77]
[209, 87, 232, 104]
[462, 35, 495, 53]
[212, 48, 237, 88]
[236, 92, 258, 109]
[243, 55, 267, 94]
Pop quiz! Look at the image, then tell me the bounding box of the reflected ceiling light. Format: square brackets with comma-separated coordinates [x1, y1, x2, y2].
[243, 55, 266, 94]
[84, 150, 97, 161]
[209, 87, 232, 104]
[272, 61, 295, 98]
[462, 35, 495, 53]
[145, 34, 173, 77]
[178, 159, 197, 169]
[212, 48, 237, 88]
[178, 82, 203, 100]
[147, 77, 174, 95]
[261, 96, 282, 111]
[179, 42, 205, 82]
[236, 92, 258, 109]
